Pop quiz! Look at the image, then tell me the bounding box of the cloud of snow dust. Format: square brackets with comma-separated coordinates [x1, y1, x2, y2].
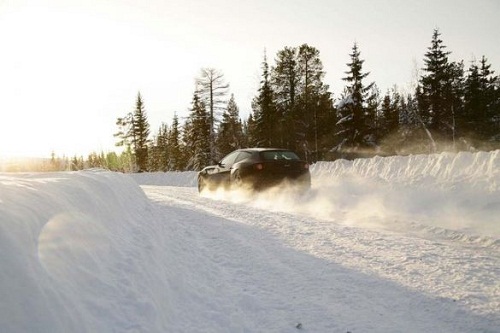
[250, 176, 396, 230]
[201, 155, 500, 239]
[200, 177, 395, 230]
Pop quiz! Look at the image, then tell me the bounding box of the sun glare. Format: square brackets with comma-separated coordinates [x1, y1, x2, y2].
[1, 4, 196, 160]
[1, 6, 129, 159]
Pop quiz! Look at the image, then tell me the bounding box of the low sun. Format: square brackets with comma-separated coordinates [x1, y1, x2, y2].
[0, 6, 128, 159]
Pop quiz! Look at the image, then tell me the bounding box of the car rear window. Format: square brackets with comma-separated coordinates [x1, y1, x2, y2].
[261, 151, 300, 161]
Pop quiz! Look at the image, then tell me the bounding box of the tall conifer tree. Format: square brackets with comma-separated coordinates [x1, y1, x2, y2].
[252, 51, 278, 147]
[132, 92, 151, 171]
[167, 113, 184, 170]
[217, 94, 244, 157]
[463, 56, 500, 143]
[296, 44, 332, 161]
[114, 92, 150, 171]
[417, 29, 465, 146]
[335, 43, 376, 156]
[272, 47, 299, 149]
[184, 93, 211, 170]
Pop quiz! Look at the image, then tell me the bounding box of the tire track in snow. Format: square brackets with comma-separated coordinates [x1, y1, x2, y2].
[143, 185, 500, 324]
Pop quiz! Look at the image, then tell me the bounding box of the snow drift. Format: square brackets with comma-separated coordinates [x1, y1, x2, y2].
[308, 150, 500, 243]
[0, 170, 169, 332]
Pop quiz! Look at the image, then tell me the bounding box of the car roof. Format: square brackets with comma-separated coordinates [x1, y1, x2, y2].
[237, 148, 290, 152]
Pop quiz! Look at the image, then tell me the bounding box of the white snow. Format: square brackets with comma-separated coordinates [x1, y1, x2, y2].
[1, 151, 499, 332]
[336, 94, 354, 110]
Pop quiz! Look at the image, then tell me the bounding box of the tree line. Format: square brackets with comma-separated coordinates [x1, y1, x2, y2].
[62, 29, 500, 172]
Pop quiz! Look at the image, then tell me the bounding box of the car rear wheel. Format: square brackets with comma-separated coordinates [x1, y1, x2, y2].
[198, 176, 207, 193]
[231, 170, 243, 190]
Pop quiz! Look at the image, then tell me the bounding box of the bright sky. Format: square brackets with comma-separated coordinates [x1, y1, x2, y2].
[1, 0, 499, 158]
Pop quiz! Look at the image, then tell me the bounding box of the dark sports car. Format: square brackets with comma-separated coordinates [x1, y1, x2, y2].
[197, 148, 311, 193]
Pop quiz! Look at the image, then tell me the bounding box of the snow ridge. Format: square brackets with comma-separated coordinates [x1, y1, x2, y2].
[308, 151, 500, 247]
[311, 150, 499, 190]
[0, 170, 169, 332]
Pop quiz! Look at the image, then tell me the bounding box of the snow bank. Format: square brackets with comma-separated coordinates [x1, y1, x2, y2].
[311, 150, 500, 190]
[308, 151, 500, 244]
[131, 171, 197, 187]
[0, 170, 171, 332]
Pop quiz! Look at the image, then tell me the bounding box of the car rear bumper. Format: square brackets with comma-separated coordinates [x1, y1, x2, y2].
[248, 172, 311, 191]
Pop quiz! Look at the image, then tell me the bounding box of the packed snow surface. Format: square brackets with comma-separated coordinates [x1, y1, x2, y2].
[1, 151, 499, 332]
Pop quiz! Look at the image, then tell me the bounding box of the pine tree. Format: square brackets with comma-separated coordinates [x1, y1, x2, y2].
[463, 56, 500, 143]
[132, 92, 151, 171]
[167, 113, 184, 170]
[270, 44, 333, 160]
[417, 29, 463, 147]
[148, 123, 169, 171]
[114, 112, 134, 149]
[463, 60, 482, 136]
[252, 51, 279, 147]
[377, 88, 402, 153]
[397, 94, 421, 153]
[114, 92, 151, 171]
[245, 113, 258, 147]
[159, 123, 170, 170]
[217, 94, 244, 157]
[184, 93, 211, 170]
[87, 152, 105, 168]
[487, 63, 500, 143]
[71, 155, 84, 171]
[334, 42, 376, 156]
[379, 91, 393, 138]
[450, 60, 465, 144]
[296, 44, 332, 161]
[419, 29, 450, 130]
[272, 47, 299, 149]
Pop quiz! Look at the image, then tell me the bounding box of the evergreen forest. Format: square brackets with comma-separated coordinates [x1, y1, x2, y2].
[50, 29, 500, 172]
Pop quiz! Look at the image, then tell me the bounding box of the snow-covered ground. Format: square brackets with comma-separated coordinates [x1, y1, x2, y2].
[1, 151, 499, 332]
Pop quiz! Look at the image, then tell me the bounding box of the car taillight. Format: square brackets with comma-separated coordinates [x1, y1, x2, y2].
[304, 163, 309, 169]
[255, 163, 264, 170]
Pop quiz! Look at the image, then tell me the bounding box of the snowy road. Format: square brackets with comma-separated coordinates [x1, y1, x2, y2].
[143, 184, 500, 332]
[3, 151, 499, 332]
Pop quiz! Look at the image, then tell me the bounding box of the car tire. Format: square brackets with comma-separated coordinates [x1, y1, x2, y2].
[198, 176, 207, 193]
[231, 170, 243, 190]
